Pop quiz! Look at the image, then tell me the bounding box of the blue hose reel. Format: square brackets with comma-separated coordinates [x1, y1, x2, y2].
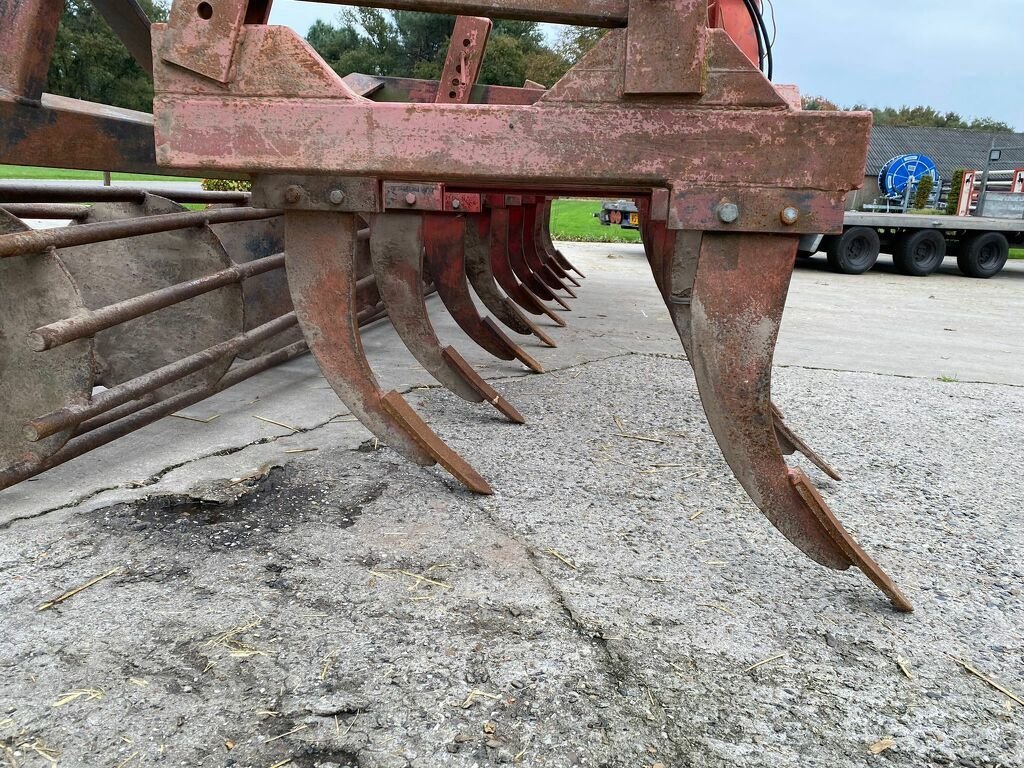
[878, 154, 941, 204]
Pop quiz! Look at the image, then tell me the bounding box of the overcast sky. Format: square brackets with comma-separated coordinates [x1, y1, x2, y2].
[267, 0, 1023, 131]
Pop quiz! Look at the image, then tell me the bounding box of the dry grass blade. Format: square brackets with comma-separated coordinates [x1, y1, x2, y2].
[896, 656, 913, 680]
[27, 742, 60, 765]
[170, 412, 220, 424]
[953, 657, 1024, 706]
[744, 654, 785, 673]
[697, 603, 737, 617]
[207, 616, 268, 657]
[229, 462, 273, 486]
[460, 690, 501, 709]
[544, 548, 578, 571]
[320, 650, 340, 682]
[868, 737, 896, 754]
[613, 416, 626, 433]
[283, 448, 318, 455]
[614, 433, 666, 445]
[689, 510, 704, 521]
[38, 567, 122, 611]
[115, 751, 141, 768]
[52, 688, 104, 707]
[399, 570, 450, 590]
[263, 723, 308, 743]
[254, 415, 300, 433]
[267, 760, 292, 768]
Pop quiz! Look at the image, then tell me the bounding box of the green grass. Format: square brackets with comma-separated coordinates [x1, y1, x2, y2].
[0, 164, 199, 183]
[1011, 248, 1024, 260]
[550, 199, 642, 244]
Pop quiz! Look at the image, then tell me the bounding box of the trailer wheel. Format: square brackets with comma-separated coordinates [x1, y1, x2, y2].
[825, 227, 880, 274]
[957, 232, 1009, 278]
[894, 229, 947, 276]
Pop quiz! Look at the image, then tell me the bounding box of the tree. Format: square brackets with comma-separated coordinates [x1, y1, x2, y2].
[802, 95, 838, 111]
[555, 26, 606, 64]
[306, 10, 570, 88]
[848, 103, 1015, 133]
[46, 0, 167, 112]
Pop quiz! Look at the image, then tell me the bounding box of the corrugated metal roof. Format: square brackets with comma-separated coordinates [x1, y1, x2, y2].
[867, 125, 1024, 178]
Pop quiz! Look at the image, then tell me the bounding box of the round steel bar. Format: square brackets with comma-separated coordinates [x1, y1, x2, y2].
[30, 252, 286, 351]
[0, 182, 252, 206]
[0, 203, 91, 220]
[0, 341, 310, 493]
[26, 312, 299, 442]
[0, 206, 281, 258]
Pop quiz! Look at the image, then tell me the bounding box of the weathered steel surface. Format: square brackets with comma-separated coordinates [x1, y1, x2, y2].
[0, 0, 62, 101]
[56, 195, 244, 398]
[90, 0, 154, 74]
[422, 213, 543, 372]
[370, 212, 523, 421]
[462, 212, 558, 348]
[487, 205, 566, 327]
[435, 16, 491, 104]
[0, 209, 93, 468]
[313, 0, 629, 26]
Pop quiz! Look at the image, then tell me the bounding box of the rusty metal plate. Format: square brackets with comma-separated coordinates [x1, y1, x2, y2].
[58, 194, 243, 398]
[383, 182, 445, 211]
[159, 0, 248, 83]
[209, 213, 303, 359]
[251, 175, 381, 213]
[0, 209, 94, 468]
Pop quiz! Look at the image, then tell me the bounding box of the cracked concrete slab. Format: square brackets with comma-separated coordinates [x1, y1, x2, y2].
[1, 244, 1022, 768]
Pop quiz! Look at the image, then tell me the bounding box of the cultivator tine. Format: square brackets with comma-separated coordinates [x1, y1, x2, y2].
[507, 203, 571, 311]
[675, 232, 911, 612]
[772, 404, 843, 482]
[464, 212, 558, 348]
[285, 209, 494, 494]
[522, 200, 577, 298]
[423, 213, 544, 373]
[370, 212, 524, 424]
[534, 202, 581, 287]
[538, 201, 585, 279]
[487, 205, 567, 328]
[641, 211, 843, 484]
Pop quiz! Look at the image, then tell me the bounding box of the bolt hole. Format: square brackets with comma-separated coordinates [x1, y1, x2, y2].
[196, 1, 213, 19]
[451, 78, 460, 86]
[463, 38, 471, 46]
[455, 64, 462, 73]
[448, 91, 457, 98]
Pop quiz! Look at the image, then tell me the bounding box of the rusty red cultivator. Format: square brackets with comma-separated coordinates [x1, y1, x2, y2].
[0, 0, 913, 611]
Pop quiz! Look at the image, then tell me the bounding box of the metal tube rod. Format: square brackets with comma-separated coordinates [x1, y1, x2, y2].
[0, 206, 282, 259]
[309, 0, 629, 26]
[0, 203, 91, 220]
[74, 393, 159, 436]
[26, 312, 300, 442]
[0, 182, 252, 205]
[30, 252, 287, 351]
[0, 341, 311, 492]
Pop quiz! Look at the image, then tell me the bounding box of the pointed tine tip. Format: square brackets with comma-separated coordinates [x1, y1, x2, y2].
[552, 294, 572, 311]
[380, 391, 493, 495]
[482, 317, 545, 373]
[531, 325, 558, 348]
[787, 468, 914, 614]
[441, 346, 527, 425]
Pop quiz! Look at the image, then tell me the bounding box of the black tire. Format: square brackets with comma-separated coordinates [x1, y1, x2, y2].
[894, 229, 947, 276]
[825, 226, 881, 274]
[957, 232, 1009, 279]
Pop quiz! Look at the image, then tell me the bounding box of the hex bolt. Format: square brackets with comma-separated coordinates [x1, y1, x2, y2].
[780, 206, 800, 225]
[451, 198, 462, 210]
[717, 202, 740, 224]
[405, 193, 418, 206]
[283, 185, 303, 204]
[328, 189, 346, 206]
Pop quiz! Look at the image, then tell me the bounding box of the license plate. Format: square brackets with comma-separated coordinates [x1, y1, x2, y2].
[629, 213, 639, 226]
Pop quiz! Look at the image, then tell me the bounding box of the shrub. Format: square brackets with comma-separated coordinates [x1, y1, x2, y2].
[913, 174, 935, 210]
[945, 169, 965, 215]
[201, 178, 252, 192]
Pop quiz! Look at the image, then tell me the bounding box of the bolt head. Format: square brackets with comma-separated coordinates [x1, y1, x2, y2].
[780, 206, 800, 225]
[451, 198, 462, 210]
[328, 189, 345, 205]
[283, 185, 303, 204]
[405, 192, 418, 206]
[717, 202, 740, 224]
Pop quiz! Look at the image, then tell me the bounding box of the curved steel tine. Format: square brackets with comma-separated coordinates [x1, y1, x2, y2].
[522, 200, 577, 298]
[284, 211, 491, 494]
[507, 204, 571, 311]
[370, 212, 524, 424]
[681, 232, 911, 612]
[489, 206, 567, 328]
[539, 199, 586, 278]
[535, 201, 581, 287]
[423, 214, 544, 373]
[464, 212, 558, 348]
[772, 403, 843, 481]
[639, 208, 843, 483]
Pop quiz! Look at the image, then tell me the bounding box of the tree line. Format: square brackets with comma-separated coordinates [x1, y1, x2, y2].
[802, 96, 1014, 133]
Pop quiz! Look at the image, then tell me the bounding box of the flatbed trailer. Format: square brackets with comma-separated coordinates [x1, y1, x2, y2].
[800, 211, 1024, 278]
